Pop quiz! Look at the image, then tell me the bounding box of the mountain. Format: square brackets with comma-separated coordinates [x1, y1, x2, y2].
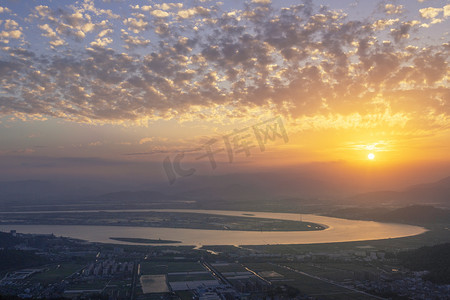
[0, 180, 74, 207]
[347, 176, 450, 207]
[381, 205, 450, 224]
[99, 190, 175, 202]
[328, 205, 450, 225]
[399, 243, 450, 284]
[0, 179, 141, 210]
[156, 171, 347, 200]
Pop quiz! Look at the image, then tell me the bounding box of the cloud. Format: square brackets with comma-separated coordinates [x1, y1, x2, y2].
[32, 3, 111, 45]
[390, 21, 419, 43]
[151, 10, 170, 18]
[419, 7, 442, 19]
[90, 37, 113, 47]
[372, 18, 399, 30]
[384, 4, 403, 15]
[177, 6, 211, 19]
[120, 29, 150, 49]
[154, 3, 183, 10]
[418, 4, 450, 27]
[0, 19, 23, 43]
[445, 5, 450, 17]
[124, 17, 148, 33]
[139, 137, 154, 144]
[251, 0, 271, 4]
[88, 141, 102, 146]
[38, 24, 66, 47]
[0, 0, 447, 137]
[0, 6, 12, 14]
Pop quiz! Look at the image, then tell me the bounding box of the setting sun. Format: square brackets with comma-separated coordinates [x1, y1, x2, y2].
[0, 1, 449, 298]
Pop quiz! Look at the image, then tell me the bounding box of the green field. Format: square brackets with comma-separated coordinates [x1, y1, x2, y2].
[140, 275, 169, 294]
[175, 291, 195, 300]
[30, 263, 85, 285]
[244, 262, 381, 300]
[140, 261, 205, 275]
[168, 273, 214, 281]
[0, 210, 325, 232]
[212, 263, 247, 273]
[67, 279, 109, 290]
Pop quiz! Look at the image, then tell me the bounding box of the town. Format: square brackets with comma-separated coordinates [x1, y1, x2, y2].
[1, 230, 449, 300]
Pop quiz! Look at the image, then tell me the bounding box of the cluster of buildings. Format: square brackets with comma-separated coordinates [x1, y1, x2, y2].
[235, 248, 388, 263]
[354, 272, 450, 299]
[193, 286, 240, 300]
[82, 259, 134, 277]
[2, 229, 450, 300]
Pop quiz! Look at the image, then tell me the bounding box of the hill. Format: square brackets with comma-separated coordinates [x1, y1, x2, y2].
[347, 176, 450, 207]
[328, 205, 450, 225]
[398, 243, 450, 284]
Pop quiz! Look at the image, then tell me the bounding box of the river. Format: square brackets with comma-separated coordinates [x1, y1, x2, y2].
[0, 209, 426, 246]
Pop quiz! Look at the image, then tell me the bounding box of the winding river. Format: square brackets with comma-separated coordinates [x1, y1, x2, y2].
[0, 209, 427, 246]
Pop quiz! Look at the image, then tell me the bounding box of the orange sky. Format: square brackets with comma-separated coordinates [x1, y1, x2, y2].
[0, 0, 449, 190]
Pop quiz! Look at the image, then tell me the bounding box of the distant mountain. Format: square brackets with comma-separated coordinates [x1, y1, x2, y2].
[0, 179, 139, 210]
[347, 176, 450, 207]
[399, 243, 450, 284]
[0, 180, 69, 205]
[3, 174, 449, 212]
[329, 205, 450, 225]
[100, 191, 173, 200]
[0, 180, 52, 197]
[177, 183, 271, 201]
[380, 205, 450, 224]
[99, 190, 177, 202]
[405, 176, 450, 203]
[156, 172, 347, 199]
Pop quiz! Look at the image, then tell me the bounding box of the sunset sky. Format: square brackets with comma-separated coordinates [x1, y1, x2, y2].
[0, 0, 449, 190]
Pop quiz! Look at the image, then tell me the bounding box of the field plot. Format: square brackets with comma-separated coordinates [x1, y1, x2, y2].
[169, 280, 220, 291]
[258, 270, 284, 280]
[245, 263, 381, 300]
[285, 262, 384, 282]
[140, 261, 205, 275]
[1, 211, 324, 232]
[168, 272, 215, 282]
[211, 262, 247, 273]
[66, 279, 109, 290]
[139, 261, 219, 292]
[212, 263, 254, 280]
[30, 263, 85, 285]
[140, 275, 169, 294]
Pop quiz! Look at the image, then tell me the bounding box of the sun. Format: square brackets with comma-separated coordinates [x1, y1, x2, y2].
[368, 153, 375, 160]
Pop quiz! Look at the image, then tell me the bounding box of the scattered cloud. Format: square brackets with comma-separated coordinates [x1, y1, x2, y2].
[0, 0, 447, 137]
[419, 7, 442, 19]
[384, 4, 403, 15]
[124, 17, 148, 33]
[150, 10, 170, 18]
[139, 137, 169, 145]
[0, 18, 23, 43]
[0, 7, 12, 14]
[139, 137, 154, 144]
[120, 29, 150, 49]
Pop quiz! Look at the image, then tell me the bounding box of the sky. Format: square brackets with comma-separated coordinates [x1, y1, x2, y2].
[0, 0, 449, 191]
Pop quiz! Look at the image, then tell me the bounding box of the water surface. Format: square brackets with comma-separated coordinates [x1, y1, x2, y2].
[0, 209, 426, 246]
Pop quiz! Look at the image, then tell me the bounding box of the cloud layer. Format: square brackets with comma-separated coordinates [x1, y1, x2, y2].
[0, 0, 448, 133]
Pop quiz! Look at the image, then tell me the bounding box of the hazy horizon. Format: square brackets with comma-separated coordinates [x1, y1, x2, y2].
[1, 0, 449, 201]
